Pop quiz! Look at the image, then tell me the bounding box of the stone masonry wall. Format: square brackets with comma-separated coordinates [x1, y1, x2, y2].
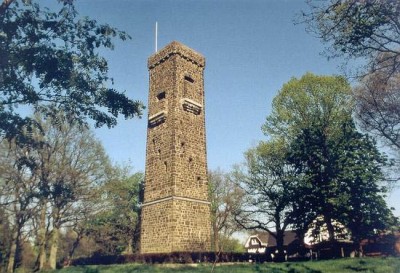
[140, 41, 211, 254]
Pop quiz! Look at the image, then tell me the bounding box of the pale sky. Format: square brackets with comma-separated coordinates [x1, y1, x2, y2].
[43, 0, 399, 216]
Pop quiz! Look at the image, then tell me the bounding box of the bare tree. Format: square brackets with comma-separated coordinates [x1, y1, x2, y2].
[354, 59, 400, 158]
[300, 0, 400, 77]
[0, 141, 39, 273]
[301, 1, 400, 165]
[208, 169, 244, 252]
[233, 139, 298, 262]
[0, 111, 111, 271]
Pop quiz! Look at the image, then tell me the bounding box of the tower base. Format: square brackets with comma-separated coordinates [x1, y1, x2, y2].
[140, 198, 211, 254]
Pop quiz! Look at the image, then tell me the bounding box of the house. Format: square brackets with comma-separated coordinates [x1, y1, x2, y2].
[303, 216, 351, 246]
[244, 231, 299, 255]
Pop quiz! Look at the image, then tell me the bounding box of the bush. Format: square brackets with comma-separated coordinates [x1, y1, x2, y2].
[70, 252, 267, 266]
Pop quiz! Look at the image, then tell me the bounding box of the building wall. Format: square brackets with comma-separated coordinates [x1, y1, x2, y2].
[140, 41, 211, 254]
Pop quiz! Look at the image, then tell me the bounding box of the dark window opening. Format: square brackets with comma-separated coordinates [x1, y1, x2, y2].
[157, 91, 166, 100]
[184, 75, 194, 83]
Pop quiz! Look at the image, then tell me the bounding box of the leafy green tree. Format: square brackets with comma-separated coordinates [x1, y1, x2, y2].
[288, 119, 396, 254]
[0, 0, 144, 146]
[265, 73, 395, 253]
[217, 236, 245, 253]
[263, 73, 352, 140]
[335, 121, 397, 254]
[287, 122, 344, 242]
[83, 168, 143, 255]
[263, 73, 353, 242]
[234, 138, 297, 262]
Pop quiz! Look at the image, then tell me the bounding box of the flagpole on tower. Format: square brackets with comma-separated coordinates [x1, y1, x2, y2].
[155, 21, 158, 52]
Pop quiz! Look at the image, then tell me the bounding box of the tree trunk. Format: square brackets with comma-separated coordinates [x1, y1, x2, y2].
[7, 199, 22, 273]
[66, 232, 83, 266]
[274, 231, 286, 262]
[48, 227, 59, 270]
[132, 216, 141, 253]
[212, 221, 219, 252]
[324, 215, 335, 242]
[126, 237, 133, 254]
[36, 203, 47, 270]
[6, 232, 17, 273]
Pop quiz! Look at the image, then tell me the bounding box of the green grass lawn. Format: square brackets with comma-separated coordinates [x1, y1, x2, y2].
[49, 257, 400, 273]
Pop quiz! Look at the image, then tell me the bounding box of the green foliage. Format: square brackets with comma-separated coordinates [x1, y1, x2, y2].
[262, 72, 395, 245]
[288, 119, 396, 243]
[83, 168, 143, 255]
[217, 236, 245, 253]
[0, 0, 144, 146]
[263, 73, 352, 140]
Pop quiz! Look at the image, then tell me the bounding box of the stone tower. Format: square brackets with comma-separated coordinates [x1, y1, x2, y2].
[140, 41, 211, 254]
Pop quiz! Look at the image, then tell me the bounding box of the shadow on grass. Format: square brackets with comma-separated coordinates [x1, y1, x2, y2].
[83, 268, 99, 273]
[344, 259, 372, 272]
[254, 263, 322, 273]
[286, 263, 322, 273]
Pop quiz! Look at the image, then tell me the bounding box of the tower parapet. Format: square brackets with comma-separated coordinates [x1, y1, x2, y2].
[148, 41, 205, 69]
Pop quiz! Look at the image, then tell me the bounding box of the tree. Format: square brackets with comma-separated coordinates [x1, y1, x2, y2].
[234, 139, 297, 262]
[208, 169, 244, 252]
[0, 111, 112, 271]
[0, 0, 144, 146]
[94, 168, 143, 255]
[263, 73, 352, 140]
[262, 73, 354, 238]
[0, 207, 11, 269]
[335, 121, 397, 254]
[217, 236, 245, 253]
[287, 119, 396, 249]
[301, 0, 400, 76]
[265, 73, 395, 254]
[301, 0, 400, 159]
[0, 140, 38, 273]
[287, 123, 345, 243]
[353, 65, 400, 156]
[31, 112, 111, 270]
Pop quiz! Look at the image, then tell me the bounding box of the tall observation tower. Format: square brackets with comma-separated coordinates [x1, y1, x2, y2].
[140, 41, 211, 254]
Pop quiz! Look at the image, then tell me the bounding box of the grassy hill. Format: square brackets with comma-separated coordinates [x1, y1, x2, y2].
[49, 257, 400, 273]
